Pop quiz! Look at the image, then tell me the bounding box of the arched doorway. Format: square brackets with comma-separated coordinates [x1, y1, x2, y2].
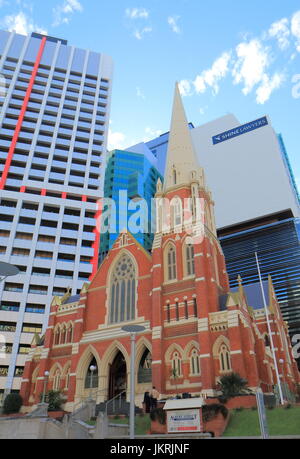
[108, 351, 127, 400]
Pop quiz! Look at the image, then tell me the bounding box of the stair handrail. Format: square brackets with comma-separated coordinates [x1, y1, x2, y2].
[73, 389, 108, 413]
[105, 390, 126, 416]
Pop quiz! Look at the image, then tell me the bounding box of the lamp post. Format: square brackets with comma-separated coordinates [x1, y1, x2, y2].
[42, 371, 49, 404]
[89, 365, 96, 399]
[279, 359, 285, 402]
[121, 325, 145, 439]
[255, 253, 284, 405]
[0, 262, 19, 283]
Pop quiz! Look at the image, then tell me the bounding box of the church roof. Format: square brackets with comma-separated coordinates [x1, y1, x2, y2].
[63, 294, 80, 305]
[219, 280, 270, 311]
[232, 280, 270, 310]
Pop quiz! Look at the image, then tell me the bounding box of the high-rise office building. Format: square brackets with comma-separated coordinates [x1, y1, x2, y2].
[99, 147, 163, 262]
[0, 30, 113, 399]
[132, 113, 300, 366]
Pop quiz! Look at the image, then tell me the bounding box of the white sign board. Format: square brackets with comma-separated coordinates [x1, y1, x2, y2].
[167, 409, 201, 433]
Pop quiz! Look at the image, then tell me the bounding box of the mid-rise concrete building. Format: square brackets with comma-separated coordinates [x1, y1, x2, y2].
[0, 30, 113, 399]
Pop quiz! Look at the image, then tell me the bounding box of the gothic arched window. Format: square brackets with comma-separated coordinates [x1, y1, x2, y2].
[186, 243, 195, 276]
[171, 197, 182, 229]
[53, 369, 61, 391]
[190, 349, 200, 375]
[109, 254, 136, 324]
[172, 352, 182, 377]
[219, 344, 231, 372]
[166, 245, 177, 281]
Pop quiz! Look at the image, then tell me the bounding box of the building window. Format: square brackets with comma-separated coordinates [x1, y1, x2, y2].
[175, 302, 179, 321]
[190, 349, 200, 375]
[65, 368, 71, 390]
[109, 254, 136, 324]
[53, 369, 61, 391]
[219, 344, 231, 372]
[166, 245, 177, 281]
[167, 304, 171, 323]
[171, 197, 182, 228]
[84, 357, 98, 388]
[186, 244, 195, 276]
[172, 352, 182, 377]
[184, 300, 189, 320]
[193, 298, 198, 317]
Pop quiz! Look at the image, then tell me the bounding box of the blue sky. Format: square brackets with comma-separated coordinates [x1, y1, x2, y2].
[0, 0, 299, 190]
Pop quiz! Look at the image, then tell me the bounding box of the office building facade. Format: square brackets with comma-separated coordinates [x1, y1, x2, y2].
[0, 30, 113, 399]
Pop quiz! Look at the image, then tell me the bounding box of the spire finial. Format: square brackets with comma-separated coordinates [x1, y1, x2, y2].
[164, 83, 200, 191]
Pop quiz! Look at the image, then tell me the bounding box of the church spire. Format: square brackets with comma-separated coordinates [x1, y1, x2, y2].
[164, 82, 200, 191]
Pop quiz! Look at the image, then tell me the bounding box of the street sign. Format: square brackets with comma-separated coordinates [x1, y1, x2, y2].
[212, 116, 268, 145]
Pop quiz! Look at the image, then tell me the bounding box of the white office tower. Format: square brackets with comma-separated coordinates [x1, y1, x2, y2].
[0, 30, 113, 398]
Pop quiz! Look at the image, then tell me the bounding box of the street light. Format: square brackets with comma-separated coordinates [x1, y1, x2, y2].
[0, 262, 19, 283]
[255, 253, 284, 405]
[42, 371, 49, 404]
[279, 359, 285, 402]
[89, 365, 97, 399]
[121, 325, 145, 439]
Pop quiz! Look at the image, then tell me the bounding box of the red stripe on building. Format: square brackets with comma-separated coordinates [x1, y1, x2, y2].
[89, 199, 103, 281]
[0, 36, 47, 190]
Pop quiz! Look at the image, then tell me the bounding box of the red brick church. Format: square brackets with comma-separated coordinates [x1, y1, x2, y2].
[20, 85, 300, 411]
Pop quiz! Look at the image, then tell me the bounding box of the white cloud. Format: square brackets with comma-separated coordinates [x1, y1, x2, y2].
[179, 10, 300, 105]
[134, 26, 152, 40]
[125, 8, 149, 20]
[193, 52, 231, 95]
[255, 73, 284, 104]
[3, 11, 47, 35]
[168, 16, 181, 34]
[178, 79, 193, 97]
[53, 0, 83, 27]
[291, 10, 300, 52]
[232, 40, 270, 95]
[107, 129, 127, 151]
[143, 127, 162, 141]
[268, 18, 290, 50]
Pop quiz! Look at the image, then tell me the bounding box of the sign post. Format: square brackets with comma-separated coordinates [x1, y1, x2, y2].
[163, 398, 205, 434]
[256, 391, 269, 439]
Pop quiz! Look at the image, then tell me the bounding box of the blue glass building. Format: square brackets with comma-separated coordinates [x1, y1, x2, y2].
[99, 148, 163, 262]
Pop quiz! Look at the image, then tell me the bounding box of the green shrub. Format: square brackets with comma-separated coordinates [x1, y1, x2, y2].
[219, 372, 250, 400]
[41, 390, 64, 411]
[3, 393, 23, 415]
[202, 404, 229, 422]
[150, 408, 166, 425]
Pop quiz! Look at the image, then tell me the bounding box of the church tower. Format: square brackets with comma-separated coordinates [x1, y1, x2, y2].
[151, 83, 230, 395]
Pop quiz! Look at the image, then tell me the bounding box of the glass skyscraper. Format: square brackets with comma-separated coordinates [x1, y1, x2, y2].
[99, 148, 163, 263]
[0, 30, 113, 398]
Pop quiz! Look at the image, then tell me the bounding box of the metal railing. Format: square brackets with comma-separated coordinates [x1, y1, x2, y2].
[105, 391, 126, 416]
[73, 389, 107, 412]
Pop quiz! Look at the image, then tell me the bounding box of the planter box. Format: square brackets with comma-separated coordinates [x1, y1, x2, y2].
[150, 419, 167, 435]
[47, 411, 66, 420]
[203, 412, 230, 437]
[206, 395, 257, 410]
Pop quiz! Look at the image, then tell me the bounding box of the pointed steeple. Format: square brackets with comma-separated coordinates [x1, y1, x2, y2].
[164, 83, 200, 191]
